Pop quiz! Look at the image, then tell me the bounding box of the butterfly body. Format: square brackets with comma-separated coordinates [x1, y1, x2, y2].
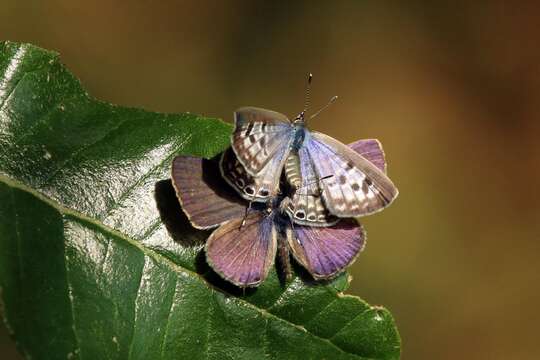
[291, 121, 307, 152]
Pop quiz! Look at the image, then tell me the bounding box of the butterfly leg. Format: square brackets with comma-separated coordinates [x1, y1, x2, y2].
[239, 201, 253, 229]
[278, 237, 292, 282]
[240, 193, 259, 229]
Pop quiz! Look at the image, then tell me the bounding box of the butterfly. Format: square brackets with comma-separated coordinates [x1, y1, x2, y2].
[230, 82, 398, 218]
[171, 139, 387, 287]
[221, 138, 389, 227]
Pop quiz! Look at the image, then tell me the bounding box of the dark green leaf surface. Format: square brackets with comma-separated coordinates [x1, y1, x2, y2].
[0, 42, 400, 360]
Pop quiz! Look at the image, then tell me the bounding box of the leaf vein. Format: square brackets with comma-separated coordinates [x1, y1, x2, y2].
[304, 297, 338, 329]
[159, 275, 178, 359]
[127, 257, 146, 360]
[103, 132, 194, 221]
[42, 114, 132, 187]
[330, 307, 372, 340]
[62, 216, 83, 360]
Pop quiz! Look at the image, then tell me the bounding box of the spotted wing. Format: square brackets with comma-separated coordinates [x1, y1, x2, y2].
[285, 138, 388, 225]
[287, 219, 365, 280]
[206, 212, 277, 287]
[303, 132, 398, 217]
[231, 107, 294, 176]
[171, 156, 246, 229]
[220, 146, 285, 202]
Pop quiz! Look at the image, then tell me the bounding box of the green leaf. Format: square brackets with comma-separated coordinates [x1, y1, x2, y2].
[0, 41, 400, 360]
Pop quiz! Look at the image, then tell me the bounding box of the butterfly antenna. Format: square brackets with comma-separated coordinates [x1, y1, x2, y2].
[303, 73, 313, 114]
[310, 95, 338, 119]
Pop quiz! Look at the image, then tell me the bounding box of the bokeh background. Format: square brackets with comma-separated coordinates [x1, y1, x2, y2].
[1, 1, 539, 359]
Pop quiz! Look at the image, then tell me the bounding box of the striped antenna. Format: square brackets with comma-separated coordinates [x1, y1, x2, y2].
[303, 73, 313, 113]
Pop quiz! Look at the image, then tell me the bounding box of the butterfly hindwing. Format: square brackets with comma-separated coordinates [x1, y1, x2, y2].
[220, 146, 286, 202]
[287, 219, 366, 280]
[205, 211, 277, 287]
[304, 132, 398, 217]
[231, 107, 294, 176]
[348, 139, 387, 173]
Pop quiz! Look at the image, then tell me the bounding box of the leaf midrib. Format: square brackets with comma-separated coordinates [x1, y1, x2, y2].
[0, 172, 375, 360]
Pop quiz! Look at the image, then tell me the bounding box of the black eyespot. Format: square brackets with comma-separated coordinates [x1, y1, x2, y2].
[236, 178, 245, 187]
[245, 186, 255, 195]
[295, 211, 305, 219]
[259, 189, 269, 197]
[339, 175, 347, 184]
[351, 183, 360, 191]
[307, 214, 316, 221]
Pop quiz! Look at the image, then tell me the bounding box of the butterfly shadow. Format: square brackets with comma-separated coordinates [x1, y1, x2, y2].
[154, 178, 211, 247]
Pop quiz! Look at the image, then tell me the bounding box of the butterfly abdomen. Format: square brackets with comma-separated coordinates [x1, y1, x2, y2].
[284, 153, 302, 189]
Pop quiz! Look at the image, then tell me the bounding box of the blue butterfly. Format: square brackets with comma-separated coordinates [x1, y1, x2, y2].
[229, 91, 398, 221]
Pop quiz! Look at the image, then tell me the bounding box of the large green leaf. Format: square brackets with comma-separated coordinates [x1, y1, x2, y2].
[0, 41, 400, 360]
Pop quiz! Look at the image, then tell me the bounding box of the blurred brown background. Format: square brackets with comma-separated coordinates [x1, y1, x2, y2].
[1, 1, 539, 359]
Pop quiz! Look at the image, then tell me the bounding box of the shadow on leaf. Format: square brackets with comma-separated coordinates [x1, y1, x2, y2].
[154, 179, 210, 246]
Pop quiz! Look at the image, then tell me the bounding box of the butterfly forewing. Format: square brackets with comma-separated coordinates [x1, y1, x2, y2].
[285, 138, 389, 224]
[287, 219, 366, 280]
[171, 156, 247, 229]
[206, 211, 277, 287]
[305, 132, 398, 217]
[231, 107, 294, 176]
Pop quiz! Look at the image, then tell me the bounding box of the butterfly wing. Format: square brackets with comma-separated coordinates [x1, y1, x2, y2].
[171, 156, 247, 229]
[285, 138, 388, 225]
[220, 146, 284, 202]
[348, 139, 387, 173]
[206, 212, 277, 287]
[303, 132, 398, 217]
[283, 152, 339, 226]
[287, 219, 366, 280]
[231, 107, 294, 176]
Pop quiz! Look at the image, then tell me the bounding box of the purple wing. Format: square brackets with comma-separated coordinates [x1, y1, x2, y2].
[206, 212, 277, 287]
[288, 219, 365, 280]
[171, 156, 246, 229]
[231, 107, 294, 176]
[348, 139, 386, 173]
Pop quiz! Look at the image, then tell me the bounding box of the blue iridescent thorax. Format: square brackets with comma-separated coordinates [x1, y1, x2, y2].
[291, 122, 307, 151]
